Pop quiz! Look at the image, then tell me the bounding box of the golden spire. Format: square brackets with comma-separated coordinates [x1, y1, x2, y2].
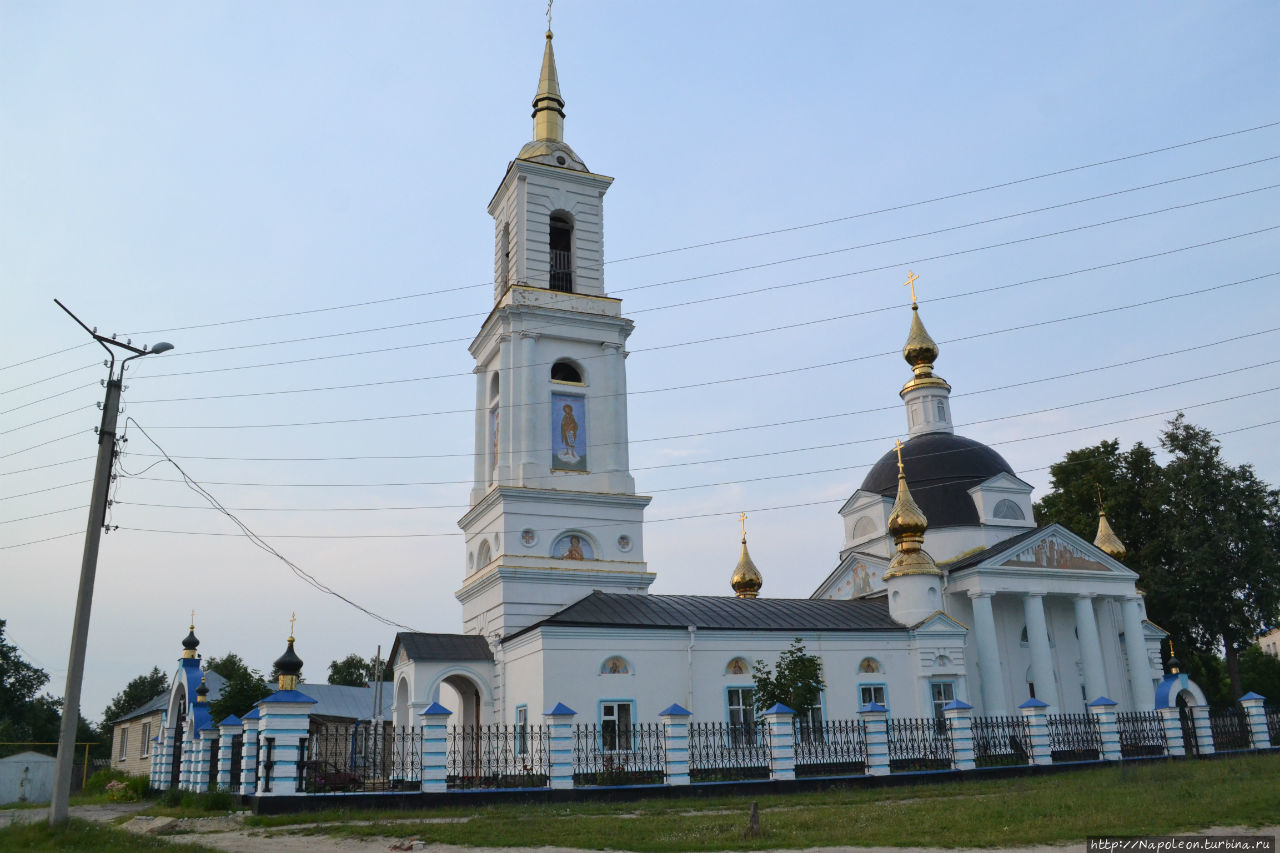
[532, 30, 565, 142]
[731, 512, 762, 598]
[883, 441, 942, 579]
[1093, 485, 1127, 560]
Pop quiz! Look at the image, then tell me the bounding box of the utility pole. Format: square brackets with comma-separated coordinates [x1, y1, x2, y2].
[49, 300, 172, 826]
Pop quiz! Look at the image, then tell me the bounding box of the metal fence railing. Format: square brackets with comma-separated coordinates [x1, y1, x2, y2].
[792, 718, 867, 777]
[304, 724, 422, 793]
[1266, 706, 1280, 744]
[446, 724, 550, 789]
[571, 723, 665, 786]
[971, 715, 1030, 767]
[1208, 708, 1250, 752]
[687, 722, 770, 782]
[886, 717, 952, 772]
[1046, 714, 1101, 762]
[1116, 711, 1166, 757]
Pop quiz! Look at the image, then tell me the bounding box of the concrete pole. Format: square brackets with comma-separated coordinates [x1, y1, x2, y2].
[50, 376, 121, 825]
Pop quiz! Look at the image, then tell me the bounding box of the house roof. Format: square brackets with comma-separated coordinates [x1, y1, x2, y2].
[507, 592, 905, 641]
[110, 691, 168, 726]
[391, 632, 494, 663]
[297, 683, 394, 720]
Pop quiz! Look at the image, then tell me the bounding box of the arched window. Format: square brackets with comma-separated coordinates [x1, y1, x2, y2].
[993, 499, 1025, 520]
[549, 212, 573, 292]
[858, 657, 882, 674]
[499, 222, 511, 288]
[852, 516, 878, 540]
[551, 359, 583, 383]
[476, 540, 492, 568]
[489, 372, 499, 401]
[600, 656, 631, 675]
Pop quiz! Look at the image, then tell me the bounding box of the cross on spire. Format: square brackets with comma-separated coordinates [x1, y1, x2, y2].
[546, 0, 553, 29]
[893, 439, 906, 475]
[739, 511, 747, 541]
[1095, 483, 1105, 511]
[288, 611, 296, 642]
[189, 610, 195, 630]
[904, 271, 920, 306]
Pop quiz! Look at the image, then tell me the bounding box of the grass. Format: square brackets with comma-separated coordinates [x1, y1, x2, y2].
[240, 752, 1280, 850]
[0, 819, 220, 852]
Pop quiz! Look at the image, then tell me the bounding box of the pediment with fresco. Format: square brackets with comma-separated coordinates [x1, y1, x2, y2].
[999, 534, 1108, 572]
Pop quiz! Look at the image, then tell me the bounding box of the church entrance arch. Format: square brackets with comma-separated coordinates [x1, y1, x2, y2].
[166, 686, 187, 789]
[437, 672, 485, 777]
[394, 677, 411, 728]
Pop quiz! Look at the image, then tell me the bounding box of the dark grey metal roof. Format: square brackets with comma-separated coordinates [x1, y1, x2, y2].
[861, 432, 1017, 528]
[943, 525, 1047, 573]
[508, 592, 904, 641]
[110, 691, 168, 725]
[301, 683, 394, 721]
[393, 632, 494, 662]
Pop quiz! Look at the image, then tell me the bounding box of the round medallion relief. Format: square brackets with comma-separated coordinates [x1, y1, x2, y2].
[521, 528, 536, 547]
[617, 534, 632, 553]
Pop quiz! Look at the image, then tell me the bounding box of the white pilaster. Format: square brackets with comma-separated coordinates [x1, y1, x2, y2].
[968, 591, 1007, 715]
[1074, 594, 1108, 704]
[1022, 593, 1058, 711]
[519, 331, 539, 480]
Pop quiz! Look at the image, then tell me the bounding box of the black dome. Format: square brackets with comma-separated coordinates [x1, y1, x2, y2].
[861, 432, 1017, 529]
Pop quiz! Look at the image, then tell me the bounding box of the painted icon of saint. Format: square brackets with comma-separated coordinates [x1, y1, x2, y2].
[564, 534, 584, 560]
[559, 403, 578, 462]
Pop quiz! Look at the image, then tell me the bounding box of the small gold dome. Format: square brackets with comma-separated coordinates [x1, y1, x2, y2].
[883, 449, 942, 580]
[1094, 509, 1127, 560]
[731, 537, 762, 599]
[903, 305, 940, 376]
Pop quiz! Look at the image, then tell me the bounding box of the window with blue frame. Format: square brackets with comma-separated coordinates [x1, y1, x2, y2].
[601, 701, 634, 751]
[930, 680, 956, 721]
[727, 687, 756, 745]
[859, 683, 888, 710]
[515, 705, 528, 756]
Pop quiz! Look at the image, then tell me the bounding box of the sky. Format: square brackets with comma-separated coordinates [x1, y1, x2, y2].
[2, 2, 1279, 726]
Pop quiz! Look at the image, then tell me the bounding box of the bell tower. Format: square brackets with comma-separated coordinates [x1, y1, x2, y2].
[456, 31, 654, 640]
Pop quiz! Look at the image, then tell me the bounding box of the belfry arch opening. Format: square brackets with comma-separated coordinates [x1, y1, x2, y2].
[549, 211, 573, 292]
[551, 359, 583, 384]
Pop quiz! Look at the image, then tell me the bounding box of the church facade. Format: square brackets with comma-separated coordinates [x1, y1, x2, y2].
[385, 30, 1201, 734]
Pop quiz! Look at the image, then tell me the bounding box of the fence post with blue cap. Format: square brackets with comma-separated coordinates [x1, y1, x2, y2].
[256, 689, 318, 796]
[1086, 697, 1121, 761]
[761, 703, 796, 781]
[419, 702, 452, 793]
[1238, 692, 1271, 750]
[543, 702, 576, 790]
[1157, 706, 1184, 756]
[1018, 698, 1052, 765]
[859, 702, 890, 776]
[942, 700, 974, 770]
[240, 706, 259, 794]
[217, 716, 242, 790]
[659, 703, 691, 786]
[1190, 704, 1215, 755]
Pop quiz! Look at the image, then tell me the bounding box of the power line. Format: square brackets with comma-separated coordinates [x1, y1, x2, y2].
[123, 269, 1280, 427]
[0, 406, 99, 437]
[0, 457, 93, 477]
[116, 366, 1280, 491]
[0, 481, 91, 502]
[0, 506, 86, 525]
[133, 155, 1280, 365]
[121, 223, 1280, 395]
[122, 119, 1280, 336]
[0, 431, 91, 461]
[0, 382, 99, 416]
[0, 531, 81, 550]
[94, 405, 1280, 539]
[0, 363, 98, 397]
[110, 323, 1280, 463]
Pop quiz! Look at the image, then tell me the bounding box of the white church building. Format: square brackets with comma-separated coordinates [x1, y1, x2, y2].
[384, 30, 1192, 735]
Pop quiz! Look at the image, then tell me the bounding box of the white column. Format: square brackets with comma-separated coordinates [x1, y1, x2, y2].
[495, 333, 513, 485]
[1022, 593, 1058, 710]
[471, 367, 487, 502]
[968, 591, 1007, 715]
[1121, 596, 1155, 710]
[597, 342, 621, 476]
[519, 331, 539, 481]
[614, 347, 631, 474]
[1074, 594, 1108, 704]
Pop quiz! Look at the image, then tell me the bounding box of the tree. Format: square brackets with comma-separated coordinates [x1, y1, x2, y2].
[327, 653, 392, 686]
[0, 619, 77, 755]
[100, 666, 168, 729]
[752, 639, 825, 718]
[1239, 645, 1280, 703]
[1160, 415, 1280, 698]
[205, 654, 272, 724]
[1035, 416, 1280, 701]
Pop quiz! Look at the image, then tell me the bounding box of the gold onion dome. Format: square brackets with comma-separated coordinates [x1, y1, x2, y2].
[884, 445, 943, 579]
[1094, 508, 1127, 560]
[901, 305, 950, 395]
[732, 538, 762, 599]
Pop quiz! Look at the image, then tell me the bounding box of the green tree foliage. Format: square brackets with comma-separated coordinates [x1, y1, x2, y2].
[752, 638, 825, 717]
[0, 619, 93, 755]
[100, 666, 168, 729]
[204, 654, 271, 724]
[1034, 416, 1280, 701]
[327, 653, 392, 686]
[1239, 645, 1280, 702]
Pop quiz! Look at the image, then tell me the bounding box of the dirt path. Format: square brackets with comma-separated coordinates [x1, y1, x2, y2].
[131, 816, 1278, 853]
[0, 800, 148, 826]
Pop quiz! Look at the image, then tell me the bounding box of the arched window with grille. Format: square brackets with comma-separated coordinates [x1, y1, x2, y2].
[549, 211, 573, 292]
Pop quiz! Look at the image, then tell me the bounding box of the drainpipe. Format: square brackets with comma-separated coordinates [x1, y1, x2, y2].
[686, 626, 697, 712]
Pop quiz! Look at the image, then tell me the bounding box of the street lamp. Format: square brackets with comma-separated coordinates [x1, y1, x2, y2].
[49, 300, 174, 825]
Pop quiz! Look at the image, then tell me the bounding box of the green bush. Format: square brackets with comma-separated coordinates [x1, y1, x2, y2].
[159, 786, 183, 807]
[83, 768, 148, 796]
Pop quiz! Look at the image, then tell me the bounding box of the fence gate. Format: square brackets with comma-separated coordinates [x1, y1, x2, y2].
[1179, 704, 1198, 756]
[229, 734, 243, 791]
